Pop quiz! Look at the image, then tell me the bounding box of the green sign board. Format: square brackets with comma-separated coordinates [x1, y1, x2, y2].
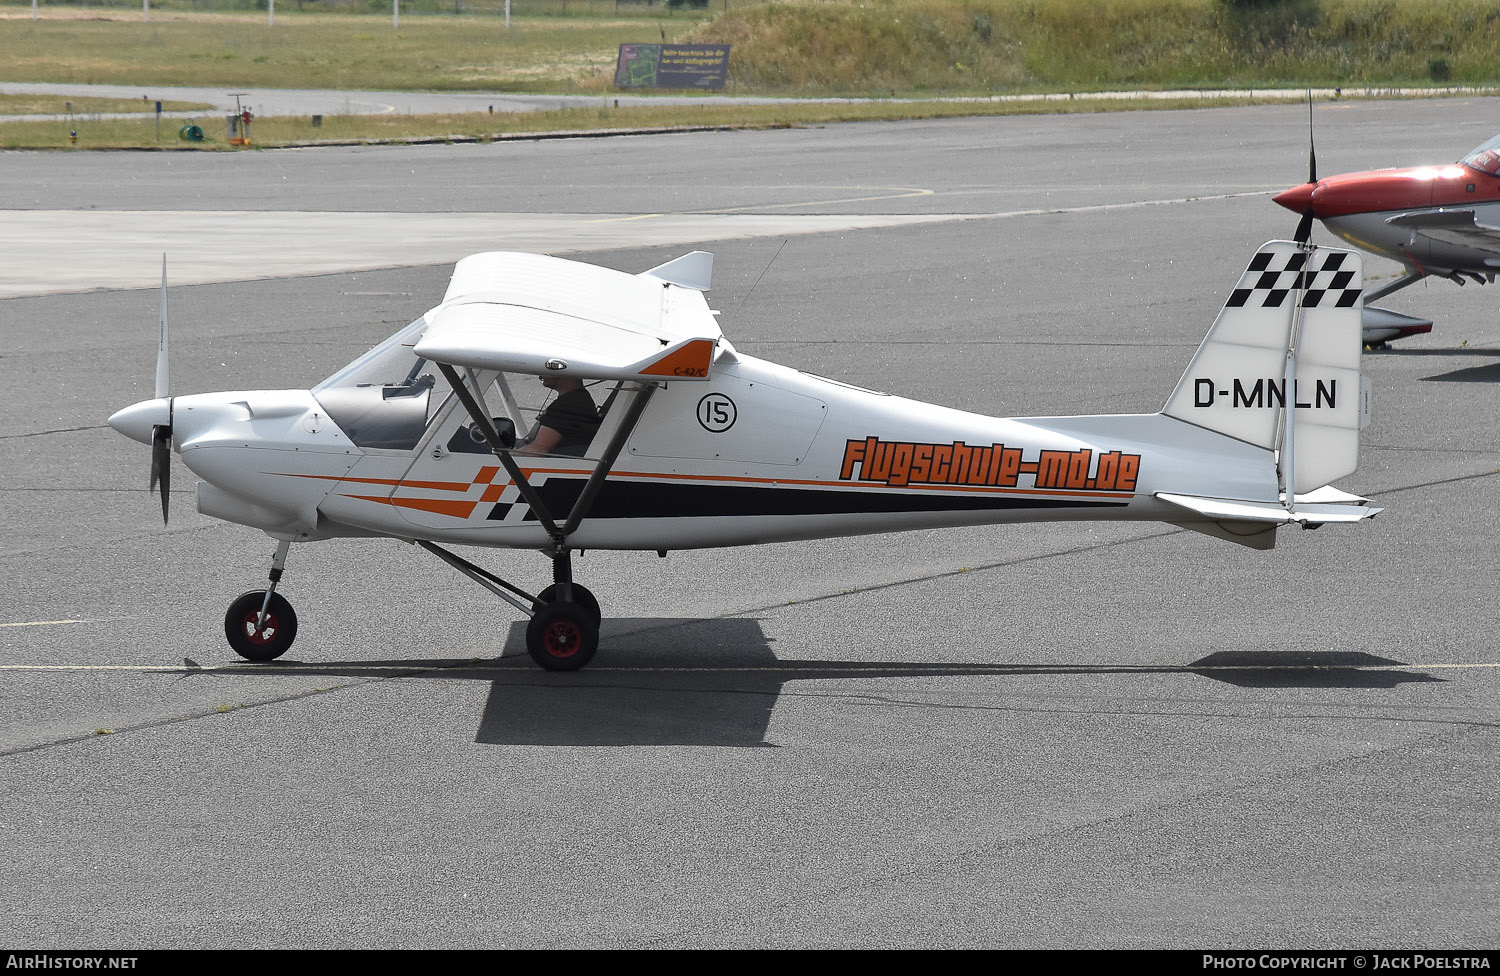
[615, 44, 730, 90]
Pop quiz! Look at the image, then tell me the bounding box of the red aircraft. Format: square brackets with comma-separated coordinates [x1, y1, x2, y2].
[1274, 132, 1500, 346]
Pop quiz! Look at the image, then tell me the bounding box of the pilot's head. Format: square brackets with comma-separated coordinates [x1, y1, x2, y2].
[540, 375, 583, 393]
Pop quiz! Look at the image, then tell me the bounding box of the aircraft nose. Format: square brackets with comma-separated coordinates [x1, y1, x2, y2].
[108, 397, 171, 445]
[1273, 182, 1316, 214]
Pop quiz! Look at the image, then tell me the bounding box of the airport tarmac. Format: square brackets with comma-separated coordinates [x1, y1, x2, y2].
[2, 98, 1499, 949]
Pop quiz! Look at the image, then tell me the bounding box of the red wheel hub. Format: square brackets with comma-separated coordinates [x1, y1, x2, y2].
[241, 611, 279, 644]
[543, 620, 581, 658]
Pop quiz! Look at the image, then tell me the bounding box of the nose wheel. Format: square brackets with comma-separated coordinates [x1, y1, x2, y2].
[224, 539, 297, 662]
[225, 590, 297, 662]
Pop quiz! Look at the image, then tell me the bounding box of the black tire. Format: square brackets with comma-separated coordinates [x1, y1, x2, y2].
[526, 601, 599, 671]
[224, 590, 298, 662]
[533, 583, 602, 626]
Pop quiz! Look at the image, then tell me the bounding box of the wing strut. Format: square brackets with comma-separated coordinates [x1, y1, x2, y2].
[562, 384, 654, 537]
[435, 363, 657, 549]
[438, 363, 563, 538]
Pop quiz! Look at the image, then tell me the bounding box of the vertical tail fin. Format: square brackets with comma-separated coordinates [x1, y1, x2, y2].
[1162, 241, 1369, 495]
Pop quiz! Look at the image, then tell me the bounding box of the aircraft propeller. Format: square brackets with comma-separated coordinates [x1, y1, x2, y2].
[1291, 92, 1318, 245]
[147, 256, 173, 524]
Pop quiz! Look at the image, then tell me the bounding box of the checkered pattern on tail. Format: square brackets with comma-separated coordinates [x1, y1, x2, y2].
[1224, 249, 1361, 310]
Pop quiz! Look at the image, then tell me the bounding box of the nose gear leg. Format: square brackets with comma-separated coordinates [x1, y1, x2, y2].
[225, 538, 299, 662]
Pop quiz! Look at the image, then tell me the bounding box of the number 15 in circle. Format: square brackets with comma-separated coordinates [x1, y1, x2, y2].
[697, 393, 737, 432]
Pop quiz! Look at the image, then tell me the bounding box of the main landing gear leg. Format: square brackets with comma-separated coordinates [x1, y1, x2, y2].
[225, 538, 298, 662]
[415, 541, 601, 672]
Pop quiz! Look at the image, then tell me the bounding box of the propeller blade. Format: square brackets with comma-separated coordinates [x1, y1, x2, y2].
[1295, 210, 1315, 245]
[155, 255, 169, 400]
[150, 424, 171, 524]
[1308, 94, 1320, 188]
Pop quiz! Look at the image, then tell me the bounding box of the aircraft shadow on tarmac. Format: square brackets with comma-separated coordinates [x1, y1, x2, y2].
[1421, 361, 1500, 383]
[206, 619, 1441, 748]
[1186, 650, 1439, 691]
[1365, 344, 1500, 383]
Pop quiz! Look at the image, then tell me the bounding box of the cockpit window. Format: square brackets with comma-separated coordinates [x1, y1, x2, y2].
[313, 316, 452, 450]
[445, 374, 613, 458]
[1462, 134, 1500, 176]
[313, 318, 619, 456]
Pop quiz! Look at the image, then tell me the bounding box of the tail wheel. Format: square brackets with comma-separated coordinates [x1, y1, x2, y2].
[533, 583, 602, 626]
[225, 590, 298, 662]
[526, 601, 599, 671]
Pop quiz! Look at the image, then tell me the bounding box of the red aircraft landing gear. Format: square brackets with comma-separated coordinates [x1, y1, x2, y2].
[225, 539, 297, 662]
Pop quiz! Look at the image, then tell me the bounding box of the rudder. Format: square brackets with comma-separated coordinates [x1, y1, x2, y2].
[1162, 241, 1368, 494]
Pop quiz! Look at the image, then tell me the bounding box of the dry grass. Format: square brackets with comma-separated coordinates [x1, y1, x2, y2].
[0, 10, 706, 91]
[692, 0, 1500, 94]
[2, 94, 1262, 150]
[4, 0, 1499, 149]
[0, 92, 210, 114]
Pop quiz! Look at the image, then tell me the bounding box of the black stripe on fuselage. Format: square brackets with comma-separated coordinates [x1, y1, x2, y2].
[486, 477, 1128, 522]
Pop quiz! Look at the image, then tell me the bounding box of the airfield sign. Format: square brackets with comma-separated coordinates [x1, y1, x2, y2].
[615, 44, 730, 90]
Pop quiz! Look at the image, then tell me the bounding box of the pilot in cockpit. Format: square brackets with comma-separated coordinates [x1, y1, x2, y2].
[514, 375, 602, 456]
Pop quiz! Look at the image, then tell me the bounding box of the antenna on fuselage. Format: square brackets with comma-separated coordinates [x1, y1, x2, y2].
[737, 238, 787, 308]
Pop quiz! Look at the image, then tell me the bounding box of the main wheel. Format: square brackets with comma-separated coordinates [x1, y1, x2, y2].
[533, 583, 602, 626]
[225, 590, 298, 662]
[526, 601, 599, 671]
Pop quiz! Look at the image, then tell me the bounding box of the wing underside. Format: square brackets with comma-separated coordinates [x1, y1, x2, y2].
[1388, 208, 1500, 257]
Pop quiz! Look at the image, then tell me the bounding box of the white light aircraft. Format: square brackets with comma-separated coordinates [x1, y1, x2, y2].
[110, 242, 1379, 670]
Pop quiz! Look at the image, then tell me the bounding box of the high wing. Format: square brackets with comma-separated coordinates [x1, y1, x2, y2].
[1387, 208, 1500, 259]
[413, 250, 723, 381]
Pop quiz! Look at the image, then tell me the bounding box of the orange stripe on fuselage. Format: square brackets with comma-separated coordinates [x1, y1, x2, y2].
[344, 494, 480, 518]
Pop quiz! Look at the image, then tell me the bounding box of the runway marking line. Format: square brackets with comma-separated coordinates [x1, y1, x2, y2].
[2, 662, 1499, 674]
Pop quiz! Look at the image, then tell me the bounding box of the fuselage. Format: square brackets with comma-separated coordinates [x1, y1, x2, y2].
[114, 352, 1282, 551]
[1273, 155, 1500, 276]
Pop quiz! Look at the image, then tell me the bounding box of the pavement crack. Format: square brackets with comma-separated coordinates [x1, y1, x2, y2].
[0, 424, 109, 439]
[0, 658, 484, 759]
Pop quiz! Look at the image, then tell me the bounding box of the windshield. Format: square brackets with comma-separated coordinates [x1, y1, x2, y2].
[313, 316, 453, 450]
[1462, 134, 1500, 175]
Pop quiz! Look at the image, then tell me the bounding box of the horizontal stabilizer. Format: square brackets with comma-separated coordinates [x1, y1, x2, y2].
[1294, 485, 1371, 506]
[1157, 491, 1380, 525]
